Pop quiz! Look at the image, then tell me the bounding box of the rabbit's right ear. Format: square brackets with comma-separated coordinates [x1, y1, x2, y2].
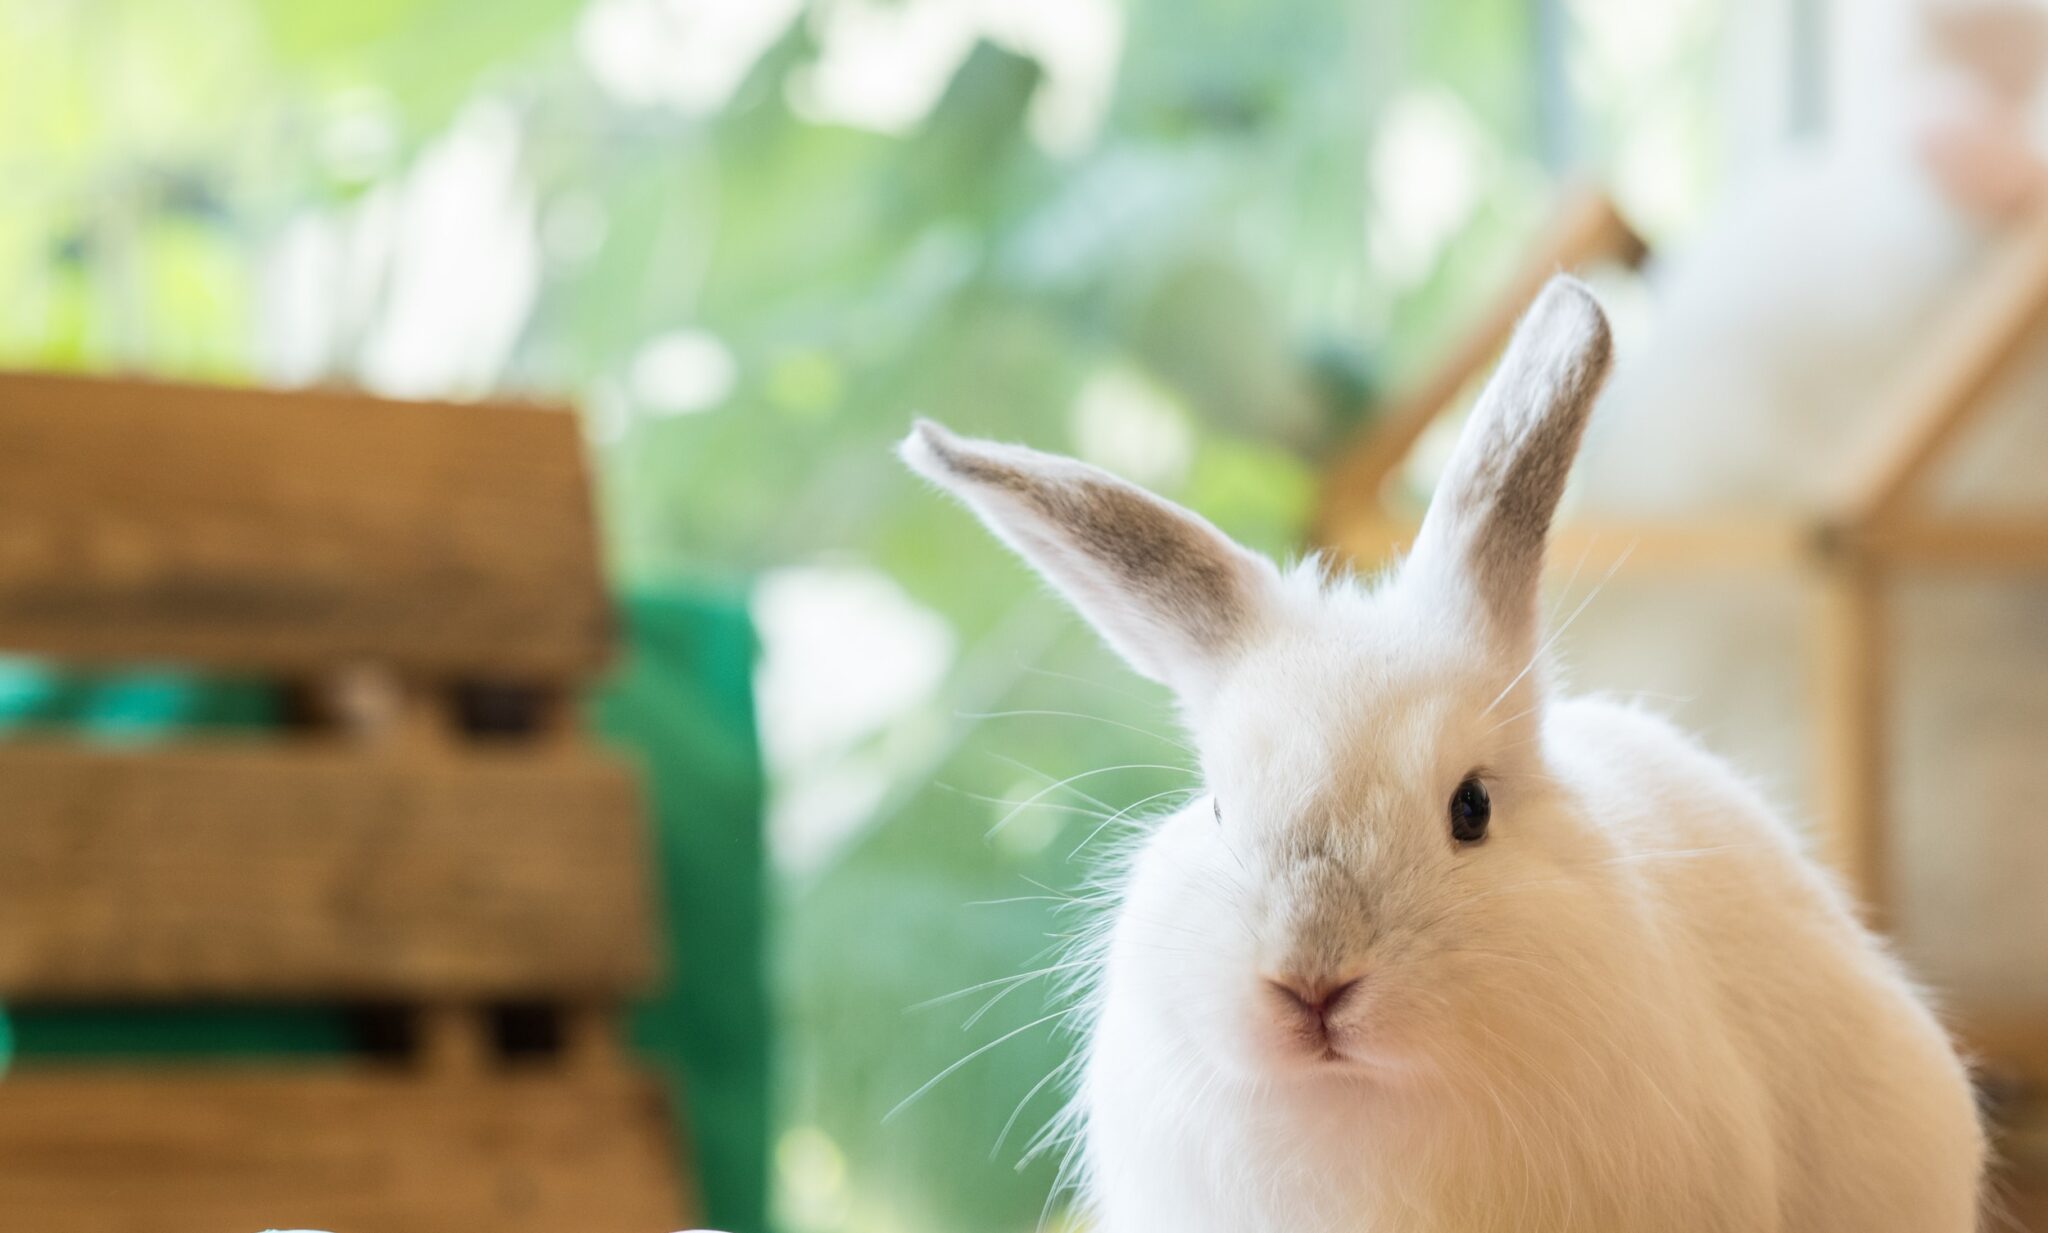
[1407, 277, 1613, 661]
[900, 420, 1281, 705]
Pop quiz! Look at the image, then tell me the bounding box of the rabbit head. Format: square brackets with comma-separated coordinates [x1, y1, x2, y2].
[902, 277, 1613, 1084]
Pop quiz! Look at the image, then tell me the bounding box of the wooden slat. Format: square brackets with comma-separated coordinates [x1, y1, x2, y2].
[0, 1068, 689, 1233]
[0, 372, 611, 677]
[1314, 186, 1649, 543]
[1841, 203, 2048, 529]
[1327, 515, 1812, 575]
[1333, 512, 2048, 577]
[0, 740, 657, 999]
[1865, 514, 2048, 571]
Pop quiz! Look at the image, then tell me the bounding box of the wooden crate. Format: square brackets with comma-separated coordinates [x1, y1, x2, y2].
[0, 372, 691, 1230]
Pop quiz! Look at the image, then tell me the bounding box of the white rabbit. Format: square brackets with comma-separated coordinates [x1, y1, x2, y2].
[902, 279, 1983, 1233]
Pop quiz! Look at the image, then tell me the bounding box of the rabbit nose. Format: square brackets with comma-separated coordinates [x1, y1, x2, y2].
[1266, 973, 1364, 1021]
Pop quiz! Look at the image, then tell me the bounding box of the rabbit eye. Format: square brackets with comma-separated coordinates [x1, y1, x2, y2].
[1449, 775, 1490, 844]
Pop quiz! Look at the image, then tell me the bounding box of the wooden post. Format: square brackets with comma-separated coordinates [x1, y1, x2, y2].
[1809, 535, 1892, 929]
[561, 1006, 627, 1075]
[417, 1004, 492, 1078]
[0, 371, 685, 1228]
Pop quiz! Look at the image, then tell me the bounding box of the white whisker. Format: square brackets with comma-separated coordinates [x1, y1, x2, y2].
[1482, 540, 1635, 717]
[885, 1006, 1080, 1123]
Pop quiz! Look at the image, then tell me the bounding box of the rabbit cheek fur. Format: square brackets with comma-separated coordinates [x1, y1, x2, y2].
[900, 279, 1984, 1233]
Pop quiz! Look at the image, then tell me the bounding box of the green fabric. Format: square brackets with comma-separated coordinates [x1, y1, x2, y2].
[0, 588, 769, 1232]
[8, 1006, 352, 1058]
[597, 589, 771, 1233]
[0, 656, 279, 736]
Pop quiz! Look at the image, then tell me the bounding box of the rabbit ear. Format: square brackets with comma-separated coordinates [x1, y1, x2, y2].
[1408, 277, 1613, 657]
[901, 420, 1280, 701]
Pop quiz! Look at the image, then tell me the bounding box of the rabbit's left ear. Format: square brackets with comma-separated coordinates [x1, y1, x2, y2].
[1408, 277, 1613, 658]
[901, 420, 1281, 703]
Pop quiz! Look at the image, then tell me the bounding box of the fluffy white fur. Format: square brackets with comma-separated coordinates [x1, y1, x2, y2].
[904, 280, 1984, 1232]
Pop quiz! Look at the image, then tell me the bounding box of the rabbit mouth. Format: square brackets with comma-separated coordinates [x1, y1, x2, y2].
[1266, 1028, 1385, 1077]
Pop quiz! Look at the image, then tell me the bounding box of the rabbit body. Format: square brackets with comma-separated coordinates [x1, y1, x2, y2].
[1085, 687, 1980, 1233]
[903, 279, 1983, 1233]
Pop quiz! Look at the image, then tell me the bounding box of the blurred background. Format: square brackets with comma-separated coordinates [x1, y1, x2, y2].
[3, 0, 2047, 1231]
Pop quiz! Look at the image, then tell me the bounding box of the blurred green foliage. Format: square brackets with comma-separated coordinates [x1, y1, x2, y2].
[0, 1, 1729, 1229]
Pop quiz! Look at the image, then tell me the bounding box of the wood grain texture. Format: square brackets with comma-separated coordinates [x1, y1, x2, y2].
[0, 1067, 689, 1233]
[0, 371, 611, 677]
[0, 740, 658, 999]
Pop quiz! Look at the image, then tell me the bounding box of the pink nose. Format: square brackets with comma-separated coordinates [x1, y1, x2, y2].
[1267, 974, 1363, 1022]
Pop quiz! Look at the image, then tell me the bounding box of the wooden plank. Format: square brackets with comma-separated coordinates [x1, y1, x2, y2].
[0, 371, 611, 678]
[0, 740, 657, 999]
[1314, 186, 1649, 544]
[1840, 203, 2048, 529]
[1326, 515, 1812, 575]
[1333, 512, 2048, 578]
[1807, 555, 1892, 928]
[0, 1067, 690, 1233]
[1865, 514, 2048, 572]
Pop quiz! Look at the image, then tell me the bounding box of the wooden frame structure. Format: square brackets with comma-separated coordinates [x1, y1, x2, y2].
[0, 372, 692, 1232]
[1316, 185, 2048, 1085]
